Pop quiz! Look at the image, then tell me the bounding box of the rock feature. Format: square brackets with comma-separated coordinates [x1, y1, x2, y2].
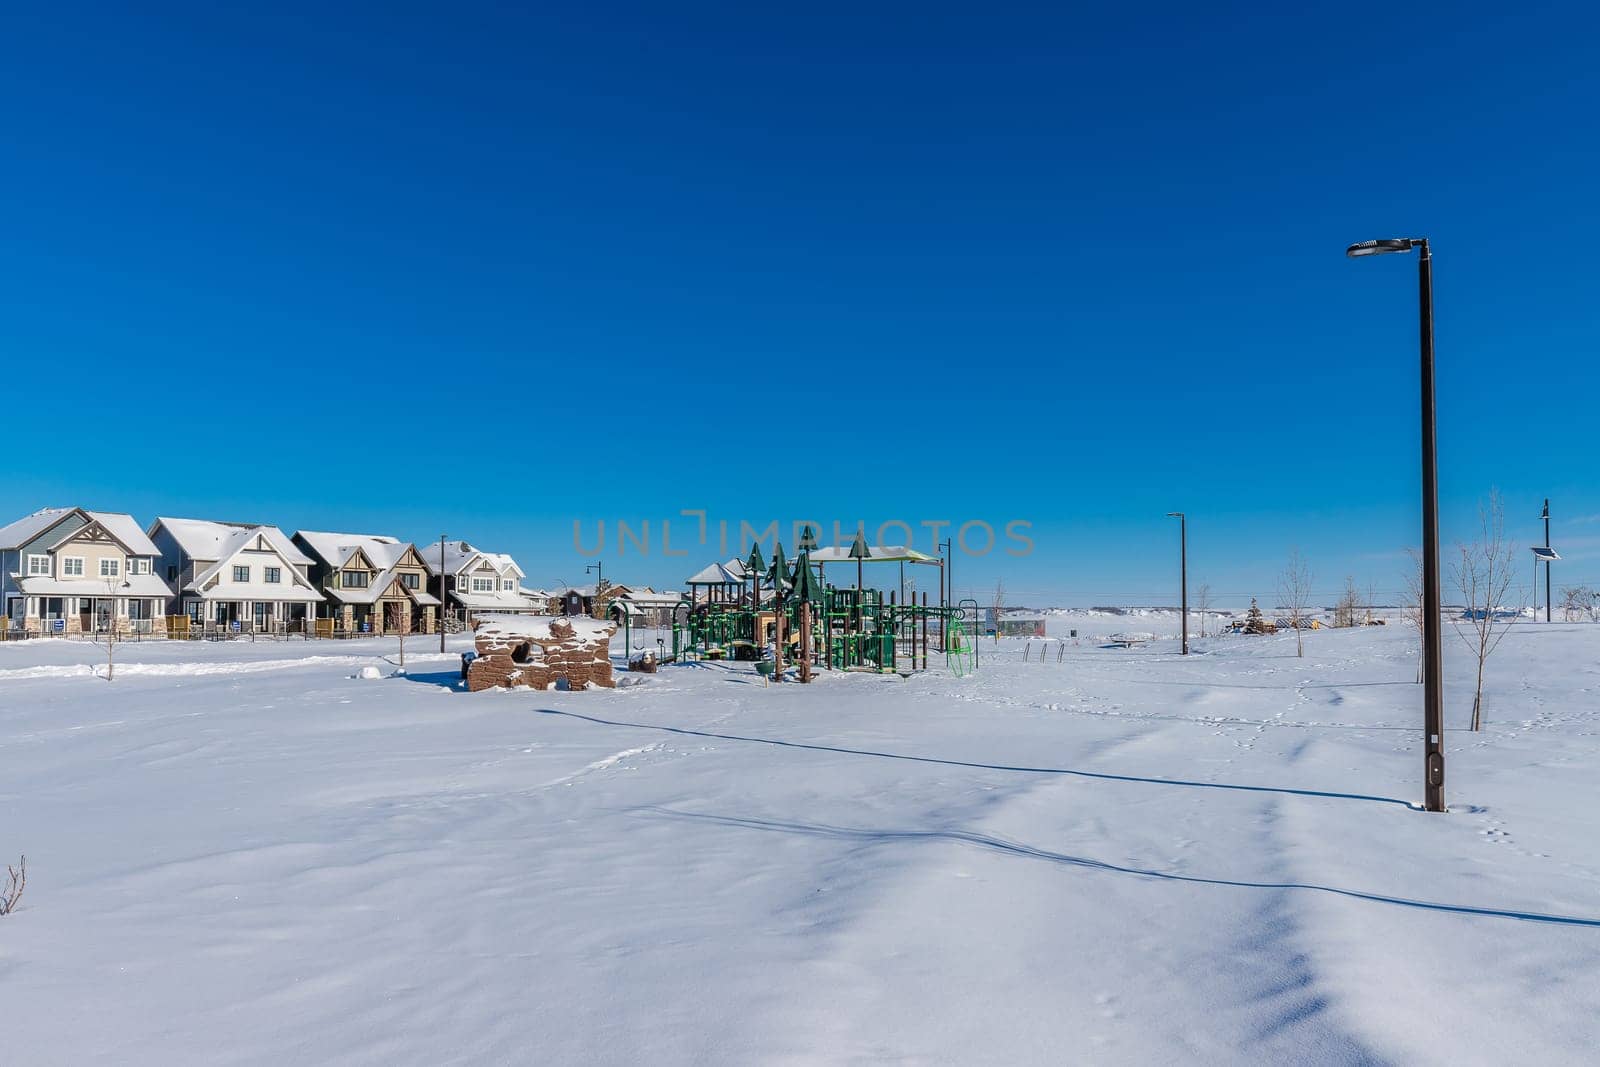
[466, 613, 618, 692]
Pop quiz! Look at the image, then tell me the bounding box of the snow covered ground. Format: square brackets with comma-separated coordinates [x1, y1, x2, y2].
[3, 619, 1598, 1064]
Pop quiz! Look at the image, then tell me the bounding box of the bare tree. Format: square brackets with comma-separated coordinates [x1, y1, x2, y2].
[92, 575, 122, 681]
[1452, 490, 1521, 731]
[1277, 549, 1313, 657]
[991, 579, 1005, 644]
[1559, 585, 1591, 623]
[1, 855, 23, 916]
[390, 601, 408, 671]
[1402, 548, 1426, 683]
[1194, 582, 1213, 637]
[1334, 575, 1361, 628]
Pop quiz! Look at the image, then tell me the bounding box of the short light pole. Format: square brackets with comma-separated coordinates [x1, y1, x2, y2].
[586, 562, 604, 617]
[1166, 512, 1187, 655]
[438, 534, 447, 653]
[1347, 236, 1445, 812]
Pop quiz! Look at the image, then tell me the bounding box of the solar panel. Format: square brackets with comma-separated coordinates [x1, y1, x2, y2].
[1530, 546, 1560, 561]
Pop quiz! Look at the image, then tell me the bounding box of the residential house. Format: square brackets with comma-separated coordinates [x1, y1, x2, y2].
[148, 517, 323, 632]
[1, 507, 175, 634]
[547, 583, 631, 618]
[292, 531, 442, 634]
[424, 541, 543, 623]
[610, 587, 685, 628]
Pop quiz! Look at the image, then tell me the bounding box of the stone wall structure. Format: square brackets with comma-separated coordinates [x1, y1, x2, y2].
[466, 613, 619, 692]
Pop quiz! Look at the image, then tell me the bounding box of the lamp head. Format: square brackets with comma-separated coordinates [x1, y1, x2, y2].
[1346, 238, 1417, 258]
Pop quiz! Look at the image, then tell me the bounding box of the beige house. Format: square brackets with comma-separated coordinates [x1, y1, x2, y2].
[1, 507, 175, 635]
[292, 531, 441, 634]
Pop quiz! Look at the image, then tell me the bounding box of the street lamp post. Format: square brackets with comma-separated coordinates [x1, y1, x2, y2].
[1347, 236, 1445, 812]
[438, 534, 447, 653]
[1166, 512, 1187, 655]
[1543, 498, 1552, 622]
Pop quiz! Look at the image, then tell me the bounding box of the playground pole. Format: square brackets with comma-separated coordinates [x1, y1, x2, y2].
[1167, 512, 1188, 655]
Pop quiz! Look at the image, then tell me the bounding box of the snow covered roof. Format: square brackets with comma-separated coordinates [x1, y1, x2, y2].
[155, 518, 312, 565]
[181, 525, 321, 596]
[0, 507, 77, 549]
[473, 613, 617, 643]
[1, 507, 160, 556]
[617, 590, 685, 607]
[455, 588, 542, 612]
[81, 512, 162, 557]
[419, 541, 523, 579]
[187, 580, 324, 603]
[294, 531, 410, 570]
[687, 561, 747, 585]
[809, 545, 939, 564]
[18, 573, 175, 598]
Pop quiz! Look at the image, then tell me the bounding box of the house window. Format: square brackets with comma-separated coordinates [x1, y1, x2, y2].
[233, 565, 250, 583]
[99, 558, 121, 577]
[402, 572, 419, 589]
[128, 558, 150, 575]
[168, 565, 178, 581]
[27, 555, 50, 575]
[264, 566, 281, 584]
[502, 580, 514, 591]
[343, 570, 369, 589]
[472, 577, 494, 593]
[62, 557, 85, 577]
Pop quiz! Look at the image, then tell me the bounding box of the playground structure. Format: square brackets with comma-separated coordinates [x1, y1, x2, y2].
[465, 612, 619, 692]
[670, 532, 977, 682]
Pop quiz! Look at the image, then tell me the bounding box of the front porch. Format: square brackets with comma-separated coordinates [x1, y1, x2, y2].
[184, 598, 314, 635]
[15, 594, 169, 636]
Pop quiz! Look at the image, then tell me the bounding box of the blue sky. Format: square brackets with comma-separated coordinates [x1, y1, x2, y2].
[3, 3, 1597, 606]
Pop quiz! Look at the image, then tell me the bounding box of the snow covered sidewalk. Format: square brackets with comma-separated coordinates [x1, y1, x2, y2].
[2, 624, 1598, 1063]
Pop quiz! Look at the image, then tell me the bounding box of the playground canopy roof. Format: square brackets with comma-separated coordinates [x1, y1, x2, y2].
[686, 559, 748, 586]
[808, 545, 939, 564]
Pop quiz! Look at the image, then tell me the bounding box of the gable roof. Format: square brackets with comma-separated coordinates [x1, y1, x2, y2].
[0, 507, 78, 549]
[687, 559, 748, 585]
[294, 531, 408, 571]
[51, 512, 162, 558]
[183, 525, 319, 593]
[154, 518, 312, 565]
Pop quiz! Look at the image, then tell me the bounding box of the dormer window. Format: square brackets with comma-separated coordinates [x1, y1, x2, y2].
[402, 572, 419, 589]
[344, 570, 369, 589]
[502, 579, 514, 591]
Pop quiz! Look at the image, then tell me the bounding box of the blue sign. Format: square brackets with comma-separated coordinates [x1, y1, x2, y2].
[49, 618, 66, 634]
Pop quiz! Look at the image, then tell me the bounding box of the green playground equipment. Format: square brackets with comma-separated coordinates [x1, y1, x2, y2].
[946, 598, 980, 677]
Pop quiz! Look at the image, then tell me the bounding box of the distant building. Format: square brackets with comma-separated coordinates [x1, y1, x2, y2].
[423, 540, 542, 623]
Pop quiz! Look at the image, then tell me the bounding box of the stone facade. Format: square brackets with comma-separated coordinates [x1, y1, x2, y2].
[466, 613, 619, 692]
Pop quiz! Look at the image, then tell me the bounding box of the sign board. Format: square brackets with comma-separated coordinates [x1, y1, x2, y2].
[50, 618, 66, 634]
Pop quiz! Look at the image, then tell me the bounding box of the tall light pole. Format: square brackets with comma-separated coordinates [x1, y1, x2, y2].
[1543, 498, 1552, 622]
[438, 534, 448, 653]
[1166, 512, 1187, 655]
[1347, 236, 1445, 812]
